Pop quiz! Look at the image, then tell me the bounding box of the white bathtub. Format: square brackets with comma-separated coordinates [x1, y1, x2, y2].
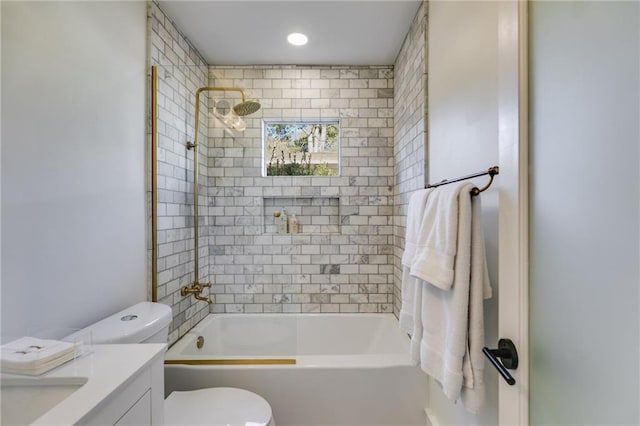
[165, 314, 428, 426]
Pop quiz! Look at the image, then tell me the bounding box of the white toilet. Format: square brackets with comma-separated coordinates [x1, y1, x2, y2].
[70, 302, 275, 426]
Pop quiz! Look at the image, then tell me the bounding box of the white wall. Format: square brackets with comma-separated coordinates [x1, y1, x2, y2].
[1, 1, 148, 341]
[427, 1, 499, 424]
[529, 2, 639, 424]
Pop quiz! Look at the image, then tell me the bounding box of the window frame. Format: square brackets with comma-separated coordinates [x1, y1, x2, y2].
[261, 119, 341, 177]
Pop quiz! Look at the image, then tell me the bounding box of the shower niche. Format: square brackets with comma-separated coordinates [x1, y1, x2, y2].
[263, 197, 340, 234]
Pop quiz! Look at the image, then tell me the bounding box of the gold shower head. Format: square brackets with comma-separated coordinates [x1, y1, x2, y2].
[233, 99, 261, 116]
[195, 86, 261, 117]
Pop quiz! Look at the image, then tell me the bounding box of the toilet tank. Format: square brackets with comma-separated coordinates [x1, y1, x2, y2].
[67, 302, 172, 344]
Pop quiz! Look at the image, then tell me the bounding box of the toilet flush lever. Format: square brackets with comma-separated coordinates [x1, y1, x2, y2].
[482, 339, 518, 385]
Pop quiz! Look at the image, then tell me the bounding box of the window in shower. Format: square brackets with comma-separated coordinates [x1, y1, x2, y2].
[263, 120, 340, 176]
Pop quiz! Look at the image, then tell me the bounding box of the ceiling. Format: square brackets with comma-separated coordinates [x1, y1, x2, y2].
[157, 1, 422, 66]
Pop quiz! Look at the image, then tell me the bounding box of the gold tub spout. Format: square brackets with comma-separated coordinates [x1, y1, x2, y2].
[180, 282, 213, 304]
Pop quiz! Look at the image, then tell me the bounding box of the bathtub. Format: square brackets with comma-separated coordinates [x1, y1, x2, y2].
[165, 314, 428, 426]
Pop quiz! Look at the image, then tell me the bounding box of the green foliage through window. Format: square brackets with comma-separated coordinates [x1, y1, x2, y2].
[264, 121, 339, 176]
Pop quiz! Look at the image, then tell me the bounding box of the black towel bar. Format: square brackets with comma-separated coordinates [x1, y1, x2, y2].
[425, 166, 499, 196]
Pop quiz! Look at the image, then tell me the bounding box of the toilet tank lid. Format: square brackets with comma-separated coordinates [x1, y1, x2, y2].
[70, 302, 172, 344]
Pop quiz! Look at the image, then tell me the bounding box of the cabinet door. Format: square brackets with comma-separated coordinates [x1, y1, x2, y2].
[115, 391, 151, 425]
[81, 369, 152, 425]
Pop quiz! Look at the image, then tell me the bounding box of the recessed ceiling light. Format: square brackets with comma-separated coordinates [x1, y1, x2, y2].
[287, 33, 308, 46]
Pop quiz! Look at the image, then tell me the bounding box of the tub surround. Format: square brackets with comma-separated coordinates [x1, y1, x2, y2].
[2, 344, 166, 425]
[149, 1, 211, 345]
[148, 0, 429, 329]
[392, 1, 428, 315]
[207, 65, 395, 315]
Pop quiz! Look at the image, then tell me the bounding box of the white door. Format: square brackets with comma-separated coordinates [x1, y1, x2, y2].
[427, 1, 528, 423]
[497, 1, 529, 425]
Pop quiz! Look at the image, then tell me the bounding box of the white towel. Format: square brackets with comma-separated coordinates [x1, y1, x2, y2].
[408, 274, 422, 363]
[1, 337, 78, 375]
[410, 184, 463, 290]
[399, 267, 418, 335]
[399, 189, 432, 334]
[460, 194, 492, 413]
[401, 189, 432, 268]
[411, 182, 492, 413]
[418, 182, 473, 401]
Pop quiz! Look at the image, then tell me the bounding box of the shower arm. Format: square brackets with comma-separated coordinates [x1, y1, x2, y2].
[183, 86, 248, 303]
[187, 86, 248, 151]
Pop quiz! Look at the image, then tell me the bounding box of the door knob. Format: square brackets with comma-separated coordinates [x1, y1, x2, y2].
[482, 338, 519, 385]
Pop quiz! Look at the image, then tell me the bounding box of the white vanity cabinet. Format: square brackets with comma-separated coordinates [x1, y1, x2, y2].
[80, 354, 164, 425]
[30, 344, 166, 426]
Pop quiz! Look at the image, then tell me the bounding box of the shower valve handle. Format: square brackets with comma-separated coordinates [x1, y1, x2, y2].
[181, 282, 213, 304]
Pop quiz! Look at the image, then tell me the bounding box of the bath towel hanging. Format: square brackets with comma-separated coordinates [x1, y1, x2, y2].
[399, 188, 432, 334]
[401, 181, 493, 413]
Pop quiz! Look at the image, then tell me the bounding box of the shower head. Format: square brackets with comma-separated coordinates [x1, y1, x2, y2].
[233, 99, 261, 116]
[195, 86, 261, 117]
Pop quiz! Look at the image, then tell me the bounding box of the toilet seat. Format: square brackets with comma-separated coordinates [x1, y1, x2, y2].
[164, 387, 275, 426]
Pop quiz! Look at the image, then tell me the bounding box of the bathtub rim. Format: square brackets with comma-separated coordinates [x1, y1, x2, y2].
[165, 312, 413, 368]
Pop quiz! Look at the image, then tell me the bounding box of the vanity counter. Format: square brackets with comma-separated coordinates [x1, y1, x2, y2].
[4, 343, 166, 425]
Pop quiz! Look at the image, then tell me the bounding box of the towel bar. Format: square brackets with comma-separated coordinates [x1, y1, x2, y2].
[426, 166, 499, 196]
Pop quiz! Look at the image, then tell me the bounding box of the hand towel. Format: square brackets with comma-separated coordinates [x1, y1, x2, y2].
[399, 189, 432, 334]
[401, 189, 433, 268]
[410, 184, 463, 290]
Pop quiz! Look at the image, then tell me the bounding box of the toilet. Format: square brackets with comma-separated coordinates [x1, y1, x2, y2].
[69, 302, 275, 426]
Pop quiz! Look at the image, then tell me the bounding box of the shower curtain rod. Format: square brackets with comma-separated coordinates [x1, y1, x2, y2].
[425, 166, 499, 196]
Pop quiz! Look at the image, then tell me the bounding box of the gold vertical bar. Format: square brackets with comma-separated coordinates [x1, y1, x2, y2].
[151, 65, 158, 303]
[192, 90, 201, 284]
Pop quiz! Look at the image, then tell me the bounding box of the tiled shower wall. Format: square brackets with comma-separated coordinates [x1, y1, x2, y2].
[392, 2, 428, 314]
[148, 2, 210, 344]
[207, 66, 396, 313]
